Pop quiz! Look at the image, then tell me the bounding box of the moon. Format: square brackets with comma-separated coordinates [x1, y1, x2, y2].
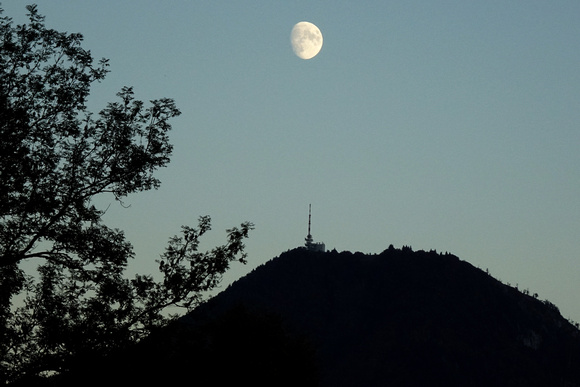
[290, 22, 323, 60]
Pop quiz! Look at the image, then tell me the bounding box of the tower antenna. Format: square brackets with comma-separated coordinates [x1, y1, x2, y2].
[305, 204, 314, 248]
[303, 204, 325, 252]
[308, 204, 312, 237]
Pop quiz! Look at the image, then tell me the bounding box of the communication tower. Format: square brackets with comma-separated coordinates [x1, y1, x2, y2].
[305, 204, 325, 252]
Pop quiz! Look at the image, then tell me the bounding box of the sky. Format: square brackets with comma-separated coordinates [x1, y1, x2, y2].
[3, 1, 579, 323]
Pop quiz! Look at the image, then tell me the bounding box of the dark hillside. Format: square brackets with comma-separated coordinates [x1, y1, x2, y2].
[189, 247, 580, 386]
[47, 247, 580, 386]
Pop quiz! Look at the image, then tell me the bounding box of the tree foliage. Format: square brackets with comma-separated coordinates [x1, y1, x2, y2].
[0, 5, 252, 383]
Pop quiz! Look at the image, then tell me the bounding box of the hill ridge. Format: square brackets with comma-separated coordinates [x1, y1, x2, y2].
[51, 246, 580, 387]
[189, 246, 580, 386]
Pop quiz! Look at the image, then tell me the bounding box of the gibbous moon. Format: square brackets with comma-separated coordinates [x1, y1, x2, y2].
[291, 21, 323, 60]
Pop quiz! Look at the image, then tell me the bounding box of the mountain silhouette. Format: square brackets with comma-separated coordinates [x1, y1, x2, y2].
[45, 246, 580, 386]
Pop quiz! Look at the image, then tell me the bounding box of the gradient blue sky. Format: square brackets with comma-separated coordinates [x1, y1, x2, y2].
[3, 1, 579, 322]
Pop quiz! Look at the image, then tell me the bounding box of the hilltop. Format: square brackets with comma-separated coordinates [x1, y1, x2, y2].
[47, 246, 580, 386]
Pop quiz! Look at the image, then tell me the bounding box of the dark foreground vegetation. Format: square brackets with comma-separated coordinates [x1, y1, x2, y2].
[1, 6, 251, 383]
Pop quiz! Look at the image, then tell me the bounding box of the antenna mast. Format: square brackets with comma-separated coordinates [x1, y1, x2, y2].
[305, 204, 314, 248]
[308, 204, 312, 237]
[304, 204, 325, 252]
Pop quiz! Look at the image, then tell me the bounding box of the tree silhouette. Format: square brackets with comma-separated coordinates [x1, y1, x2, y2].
[0, 5, 252, 383]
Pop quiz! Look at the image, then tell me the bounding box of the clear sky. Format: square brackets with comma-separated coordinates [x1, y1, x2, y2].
[3, 1, 579, 323]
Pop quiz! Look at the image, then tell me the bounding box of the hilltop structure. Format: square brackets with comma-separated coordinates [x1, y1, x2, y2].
[304, 204, 325, 252]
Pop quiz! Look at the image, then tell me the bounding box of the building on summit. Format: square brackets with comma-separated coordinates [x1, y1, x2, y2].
[305, 204, 325, 252]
